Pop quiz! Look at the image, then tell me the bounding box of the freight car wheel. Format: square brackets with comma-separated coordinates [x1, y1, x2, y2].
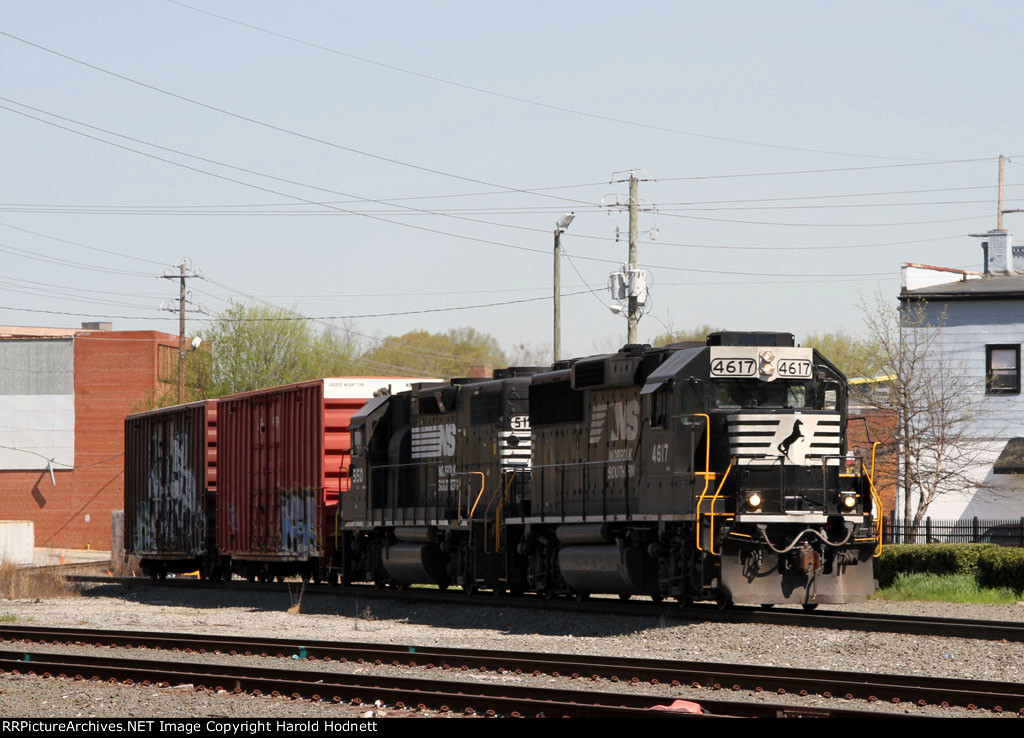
[573, 590, 589, 602]
[391, 581, 407, 592]
[802, 603, 819, 611]
[715, 592, 732, 610]
[760, 603, 775, 610]
[463, 582, 476, 596]
[618, 593, 631, 601]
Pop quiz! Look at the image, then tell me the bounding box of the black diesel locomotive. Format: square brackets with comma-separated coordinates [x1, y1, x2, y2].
[340, 331, 881, 608]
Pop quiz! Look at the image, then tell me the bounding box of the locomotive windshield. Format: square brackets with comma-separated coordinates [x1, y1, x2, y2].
[714, 379, 821, 409]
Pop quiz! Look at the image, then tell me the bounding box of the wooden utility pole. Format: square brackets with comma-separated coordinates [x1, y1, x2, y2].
[177, 262, 186, 404]
[627, 173, 639, 344]
[161, 258, 201, 405]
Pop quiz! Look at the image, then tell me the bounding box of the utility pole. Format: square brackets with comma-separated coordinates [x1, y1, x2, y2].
[627, 173, 639, 344]
[553, 212, 575, 362]
[554, 226, 562, 361]
[161, 258, 202, 405]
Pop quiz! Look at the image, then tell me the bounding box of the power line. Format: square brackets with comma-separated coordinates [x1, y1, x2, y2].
[163, 0, 937, 162]
[0, 30, 595, 208]
[1, 99, 902, 275]
[0, 240, 155, 276]
[0, 221, 172, 267]
[656, 157, 1006, 181]
[657, 212, 991, 227]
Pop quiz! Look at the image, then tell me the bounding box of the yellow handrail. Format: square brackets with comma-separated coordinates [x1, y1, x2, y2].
[703, 458, 735, 555]
[466, 471, 485, 520]
[866, 442, 883, 557]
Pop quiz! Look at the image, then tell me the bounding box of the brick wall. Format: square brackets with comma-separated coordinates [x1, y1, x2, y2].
[0, 329, 177, 550]
[847, 406, 899, 513]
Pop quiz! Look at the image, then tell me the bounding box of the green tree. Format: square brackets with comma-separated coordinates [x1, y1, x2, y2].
[801, 330, 881, 379]
[205, 302, 360, 396]
[135, 302, 361, 410]
[361, 327, 508, 378]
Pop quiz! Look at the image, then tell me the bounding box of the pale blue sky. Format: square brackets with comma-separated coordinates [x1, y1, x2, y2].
[2, 1, 1021, 368]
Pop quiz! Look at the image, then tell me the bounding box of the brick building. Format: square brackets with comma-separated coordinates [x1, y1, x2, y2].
[0, 323, 178, 550]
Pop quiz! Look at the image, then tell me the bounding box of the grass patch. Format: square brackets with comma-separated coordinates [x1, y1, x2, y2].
[0, 561, 78, 599]
[0, 613, 16, 622]
[873, 572, 1022, 604]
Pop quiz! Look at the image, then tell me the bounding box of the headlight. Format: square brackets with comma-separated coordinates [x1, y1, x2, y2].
[840, 493, 857, 510]
[745, 492, 762, 511]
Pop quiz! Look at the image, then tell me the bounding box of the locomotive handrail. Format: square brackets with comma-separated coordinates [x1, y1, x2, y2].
[481, 470, 515, 553]
[868, 442, 883, 556]
[467, 472, 487, 520]
[696, 456, 735, 555]
[693, 413, 712, 496]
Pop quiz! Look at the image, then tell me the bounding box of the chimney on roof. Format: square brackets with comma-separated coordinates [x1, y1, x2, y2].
[81, 321, 112, 331]
[984, 229, 1015, 275]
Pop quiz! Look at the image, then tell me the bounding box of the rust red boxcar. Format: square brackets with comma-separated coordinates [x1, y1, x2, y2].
[124, 400, 218, 578]
[216, 377, 432, 581]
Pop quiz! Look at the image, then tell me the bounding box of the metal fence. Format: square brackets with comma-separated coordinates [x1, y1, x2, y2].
[882, 516, 1024, 547]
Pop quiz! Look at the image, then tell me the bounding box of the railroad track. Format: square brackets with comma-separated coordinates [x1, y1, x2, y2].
[69, 575, 1024, 643]
[2, 625, 1019, 714]
[0, 647, 898, 718]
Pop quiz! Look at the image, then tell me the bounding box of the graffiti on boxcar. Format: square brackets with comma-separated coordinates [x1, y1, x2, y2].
[281, 489, 318, 556]
[135, 427, 201, 554]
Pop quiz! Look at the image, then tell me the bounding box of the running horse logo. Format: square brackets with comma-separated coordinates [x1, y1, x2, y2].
[777, 419, 804, 459]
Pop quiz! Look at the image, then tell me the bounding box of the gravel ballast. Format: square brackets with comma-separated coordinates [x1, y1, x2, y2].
[1, 582, 1023, 718]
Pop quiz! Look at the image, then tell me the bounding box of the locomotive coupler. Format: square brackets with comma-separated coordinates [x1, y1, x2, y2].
[791, 542, 821, 575]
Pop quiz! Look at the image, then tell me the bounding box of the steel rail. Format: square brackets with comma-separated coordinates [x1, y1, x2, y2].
[68, 575, 1024, 643]
[1, 625, 1018, 714]
[0, 649, 891, 718]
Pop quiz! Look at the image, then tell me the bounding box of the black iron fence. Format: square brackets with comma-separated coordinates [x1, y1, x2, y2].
[882, 516, 1024, 547]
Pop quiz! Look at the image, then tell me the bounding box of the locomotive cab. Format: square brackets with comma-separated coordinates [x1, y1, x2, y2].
[691, 332, 879, 606]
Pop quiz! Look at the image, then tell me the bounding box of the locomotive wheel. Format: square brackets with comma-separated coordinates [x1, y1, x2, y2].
[492, 584, 505, 598]
[675, 595, 691, 608]
[618, 593, 631, 601]
[802, 603, 819, 611]
[542, 588, 555, 600]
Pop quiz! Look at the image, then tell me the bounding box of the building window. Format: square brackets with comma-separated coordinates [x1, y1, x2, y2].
[986, 344, 1021, 394]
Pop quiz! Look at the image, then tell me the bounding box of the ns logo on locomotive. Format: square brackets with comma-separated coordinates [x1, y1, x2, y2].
[341, 331, 882, 608]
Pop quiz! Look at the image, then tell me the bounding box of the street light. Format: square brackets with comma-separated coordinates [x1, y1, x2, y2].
[554, 212, 574, 361]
